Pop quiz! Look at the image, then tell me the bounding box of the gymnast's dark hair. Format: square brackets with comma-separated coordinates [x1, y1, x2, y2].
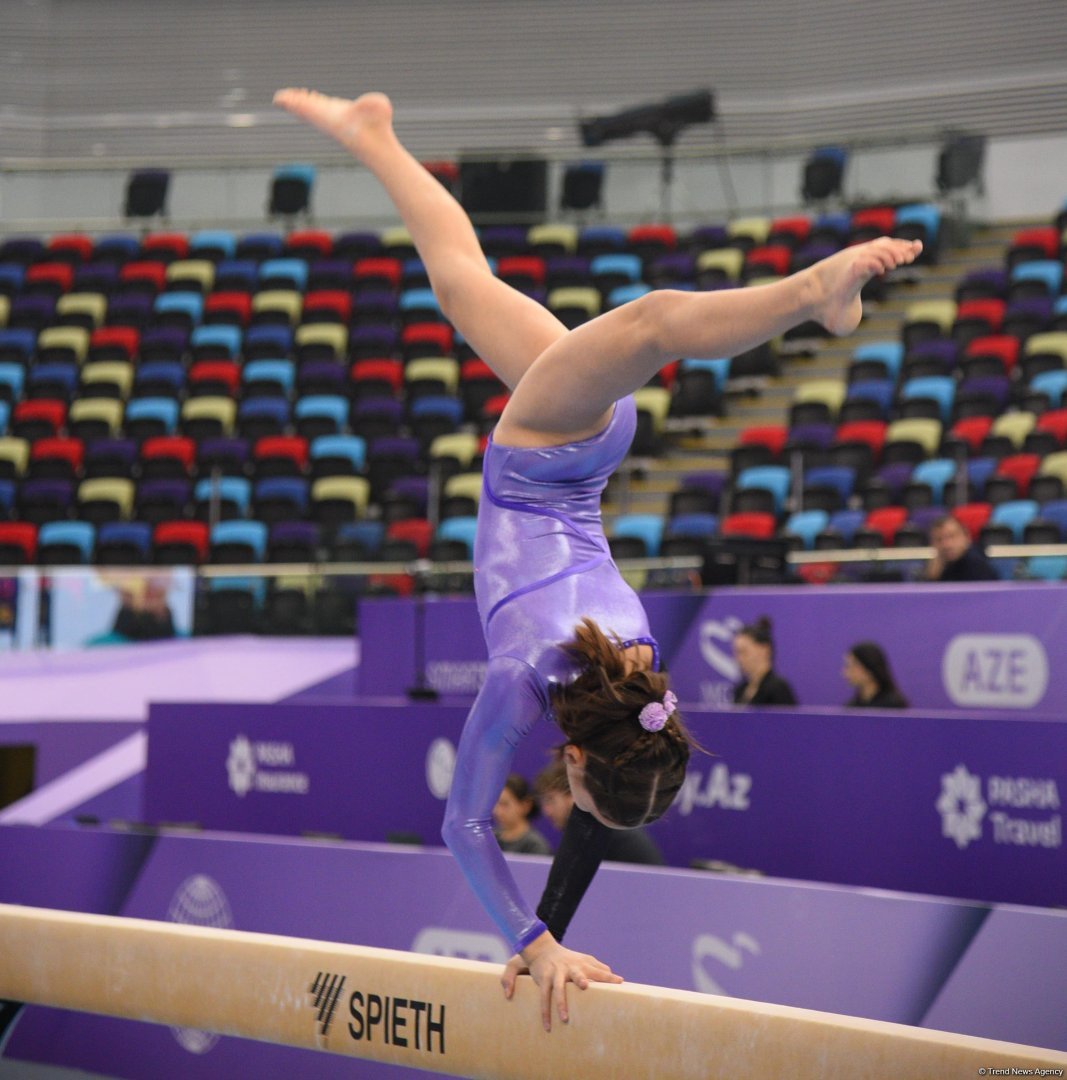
[849, 641, 902, 698]
[550, 618, 693, 828]
[736, 615, 775, 655]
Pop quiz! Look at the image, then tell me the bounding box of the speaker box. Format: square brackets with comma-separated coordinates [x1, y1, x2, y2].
[459, 156, 547, 221]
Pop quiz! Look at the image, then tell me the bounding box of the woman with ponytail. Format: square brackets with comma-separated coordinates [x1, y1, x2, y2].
[275, 85, 922, 1030]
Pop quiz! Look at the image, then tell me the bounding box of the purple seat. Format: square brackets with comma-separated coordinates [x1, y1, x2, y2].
[298, 360, 346, 396]
[787, 422, 835, 449]
[479, 227, 528, 258]
[334, 232, 383, 261]
[909, 505, 944, 534]
[544, 256, 591, 288]
[353, 397, 403, 442]
[648, 252, 696, 287]
[387, 475, 430, 514]
[0, 237, 45, 265]
[106, 294, 153, 331]
[681, 470, 728, 500]
[84, 438, 138, 479]
[906, 339, 958, 370]
[956, 267, 1008, 302]
[8, 295, 56, 331]
[351, 290, 399, 323]
[876, 462, 914, 498]
[1003, 297, 1053, 338]
[957, 375, 1011, 410]
[73, 263, 120, 294]
[268, 520, 321, 561]
[307, 258, 353, 292]
[197, 437, 250, 477]
[138, 326, 189, 363]
[18, 478, 74, 525]
[367, 436, 422, 499]
[688, 225, 729, 250]
[136, 479, 191, 524]
[349, 324, 399, 359]
[791, 243, 839, 271]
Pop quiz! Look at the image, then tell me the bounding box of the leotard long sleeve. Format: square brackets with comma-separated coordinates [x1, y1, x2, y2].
[441, 396, 659, 954]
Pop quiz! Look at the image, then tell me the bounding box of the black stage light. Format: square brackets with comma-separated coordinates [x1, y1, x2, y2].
[581, 89, 715, 149]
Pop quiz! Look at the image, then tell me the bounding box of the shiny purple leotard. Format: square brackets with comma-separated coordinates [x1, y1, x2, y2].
[441, 396, 659, 953]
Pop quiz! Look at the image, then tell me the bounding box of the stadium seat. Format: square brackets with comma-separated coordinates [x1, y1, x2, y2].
[125, 397, 180, 440]
[253, 478, 309, 525]
[434, 516, 478, 560]
[720, 512, 776, 540]
[153, 520, 209, 564]
[210, 520, 269, 564]
[610, 514, 664, 558]
[29, 437, 84, 481]
[988, 499, 1039, 541]
[77, 478, 134, 524]
[311, 476, 371, 532]
[0, 522, 37, 564]
[252, 435, 308, 479]
[194, 475, 251, 521]
[95, 521, 152, 565]
[783, 509, 830, 550]
[37, 520, 94, 565]
[182, 397, 237, 439]
[135, 480, 191, 525]
[735, 466, 791, 516]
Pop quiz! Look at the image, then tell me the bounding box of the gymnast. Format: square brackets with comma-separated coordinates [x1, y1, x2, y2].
[274, 87, 921, 1030]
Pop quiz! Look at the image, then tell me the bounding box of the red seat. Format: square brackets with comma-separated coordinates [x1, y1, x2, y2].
[351, 358, 404, 396]
[1009, 227, 1059, 261]
[1035, 409, 1067, 447]
[285, 230, 333, 257]
[480, 393, 510, 424]
[119, 261, 167, 293]
[302, 290, 352, 323]
[995, 453, 1041, 496]
[0, 522, 38, 563]
[835, 420, 887, 456]
[354, 258, 402, 290]
[141, 233, 190, 261]
[153, 520, 208, 563]
[949, 416, 994, 453]
[402, 322, 453, 358]
[955, 298, 1005, 333]
[90, 326, 140, 362]
[47, 234, 94, 263]
[141, 436, 196, 475]
[189, 361, 240, 397]
[627, 225, 677, 252]
[421, 161, 459, 189]
[14, 399, 66, 436]
[964, 335, 1019, 373]
[254, 435, 308, 472]
[864, 506, 908, 546]
[744, 245, 791, 278]
[738, 424, 788, 456]
[656, 359, 679, 391]
[387, 518, 433, 558]
[204, 292, 252, 327]
[720, 512, 776, 540]
[497, 256, 546, 288]
[952, 503, 993, 540]
[30, 437, 84, 474]
[25, 263, 74, 293]
[768, 216, 812, 246]
[850, 207, 895, 236]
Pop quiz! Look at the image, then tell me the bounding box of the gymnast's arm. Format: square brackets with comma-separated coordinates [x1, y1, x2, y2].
[535, 805, 610, 943]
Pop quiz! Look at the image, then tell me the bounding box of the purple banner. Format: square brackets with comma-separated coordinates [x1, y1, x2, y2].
[669, 582, 1067, 712]
[144, 700, 1067, 909]
[1, 824, 1064, 1079]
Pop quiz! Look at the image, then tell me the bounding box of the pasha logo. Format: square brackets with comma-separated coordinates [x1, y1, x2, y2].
[411, 927, 509, 964]
[226, 734, 309, 797]
[937, 765, 987, 849]
[425, 738, 457, 800]
[942, 634, 1048, 708]
[691, 931, 761, 995]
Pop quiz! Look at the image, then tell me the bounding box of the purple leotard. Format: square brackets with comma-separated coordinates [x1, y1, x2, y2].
[441, 396, 659, 953]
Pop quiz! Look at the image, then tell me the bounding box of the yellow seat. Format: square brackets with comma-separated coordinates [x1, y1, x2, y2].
[0, 296, 8, 327]
[1024, 332, 1067, 364]
[528, 224, 578, 254]
[78, 478, 135, 519]
[903, 300, 957, 335]
[695, 249, 744, 281]
[443, 472, 483, 505]
[37, 326, 90, 364]
[794, 378, 847, 413]
[727, 216, 771, 245]
[405, 357, 459, 395]
[989, 411, 1035, 450]
[429, 432, 480, 469]
[380, 226, 414, 253]
[547, 287, 600, 320]
[80, 362, 133, 400]
[746, 275, 782, 289]
[886, 417, 942, 457]
[295, 323, 348, 359]
[166, 260, 216, 293]
[1038, 451, 1067, 486]
[633, 386, 671, 435]
[0, 437, 30, 477]
[251, 290, 302, 326]
[182, 396, 236, 436]
[56, 293, 107, 329]
[311, 476, 370, 519]
[68, 397, 122, 436]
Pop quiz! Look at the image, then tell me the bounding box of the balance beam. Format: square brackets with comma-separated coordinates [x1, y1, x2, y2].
[0, 904, 1063, 1079]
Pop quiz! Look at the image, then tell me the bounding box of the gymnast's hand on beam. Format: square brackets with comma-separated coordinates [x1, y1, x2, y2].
[505, 932, 623, 1031]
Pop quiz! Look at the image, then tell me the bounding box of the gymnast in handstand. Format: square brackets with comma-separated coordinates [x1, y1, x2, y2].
[275, 87, 921, 1031]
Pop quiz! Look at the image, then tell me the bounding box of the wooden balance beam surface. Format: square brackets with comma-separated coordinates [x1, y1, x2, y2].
[0, 904, 1063, 1079]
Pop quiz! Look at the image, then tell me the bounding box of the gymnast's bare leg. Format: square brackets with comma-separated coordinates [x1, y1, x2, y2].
[274, 88, 921, 447]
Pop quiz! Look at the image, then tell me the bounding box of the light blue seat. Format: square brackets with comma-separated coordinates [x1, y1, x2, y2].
[399, 288, 441, 317]
[436, 515, 478, 558]
[210, 519, 268, 561]
[153, 291, 203, 325]
[591, 254, 643, 284]
[827, 508, 865, 544]
[607, 283, 652, 309]
[895, 203, 941, 244]
[410, 395, 464, 425]
[243, 360, 295, 396]
[125, 397, 179, 434]
[0, 401, 8, 435]
[989, 499, 1039, 541]
[195, 476, 252, 517]
[272, 163, 316, 201]
[38, 520, 95, 563]
[784, 509, 830, 549]
[190, 230, 237, 261]
[1011, 260, 1063, 296]
[335, 520, 385, 555]
[680, 357, 731, 395]
[911, 458, 958, 503]
[310, 434, 366, 473]
[1030, 370, 1067, 408]
[1026, 555, 1067, 581]
[803, 465, 855, 502]
[0, 364, 22, 400]
[191, 324, 242, 359]
[258, 258, 308, 292]
[736, 465, 792, 514]
[901, 375, 955, 422]
[667, 512, 718, 538]
[611, 513, 664, 557]
[295, 395, 348, 432]
[1054, 296, 1067, 319]
[851, 341, 904, 381]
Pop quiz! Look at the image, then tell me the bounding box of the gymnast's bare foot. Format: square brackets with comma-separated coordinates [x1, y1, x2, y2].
[808, 237, 923, 336]
[273, 88, 394, 160]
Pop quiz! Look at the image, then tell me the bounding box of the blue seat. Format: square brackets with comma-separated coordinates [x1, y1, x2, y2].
[0, 265, 25, 295]
[335, 520, 385, 556]
[214, 259, 259, 292]
[851, 341, 904, 381]
[190, 230, 237, 261]
[295, 395, 348, 434]
[238, 397, 291, 433]
[965, 457, 998, 496]
[258, 258, 308, 292]
[28, 363, 78, 400]
[1034, 499, 1067, 539]
[1054, 295, 1067, 319]
[845, 379, 894, 417]
[93, 235, 141, 263]
[403, 256, 432, 284]
[194, 475, 252, 517]
[125, 397, 180, 434]
[237, 232, 285, 260]
[191, 324, 242, 360]
[243, 360, 295, 396]
[310, 434, 367, 474]
[989, 499, 1039, 541]
[243, 325, 293, 360]
[1011, 260, 1063, 297]
[680, 357, 731, 395]
[606, 283, 652, 309]
[804, 465, 855, 502]
[0, 401, 8, 435]
[911, 458, 958, 503]
[134, 361, 186, 399]
[666, 512, 719, 538]
[894, 203, 941, 244]
[38, 520, 95, 563]
[153, 292, 203, 325]
[827, 508, 865, 544]
[210, 519, 268, 561]
[0, 364, 25, 402]
[590, 253, 642, 284]
[435, 515, 478, 558]
[1030, 370, 1067, 408]
[96, 521, 152, 562]
[0, 329, 37, 365]
[254, 477, 309, 517]
[1026, 555, 1067, 581]
[0, 478, 15, 517]
[410, 395, 463, 425]
[611, 513, 664, 557]
[784, 509, 830, 549]
[736, 465, 792, 514]
[579, 225, 627, 253]
[900, 375, 955, 422]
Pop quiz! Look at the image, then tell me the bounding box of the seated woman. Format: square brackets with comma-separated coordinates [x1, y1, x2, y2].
[732, 616, 797, 705]
[842, 641, 909, 708]
[495, 774, 552, 855]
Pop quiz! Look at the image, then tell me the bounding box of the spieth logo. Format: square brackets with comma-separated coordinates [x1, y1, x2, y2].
[937, 764, 988, 849]
[227, 736, 256, 797]
[309, 971, 347, 1039]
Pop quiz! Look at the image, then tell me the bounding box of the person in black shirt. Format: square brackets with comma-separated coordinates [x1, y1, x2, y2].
[494, 774, 552, 855]
[732, 616, 797, 705]
[925, 514, 999, 582]
[842, 641, 909, 708]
